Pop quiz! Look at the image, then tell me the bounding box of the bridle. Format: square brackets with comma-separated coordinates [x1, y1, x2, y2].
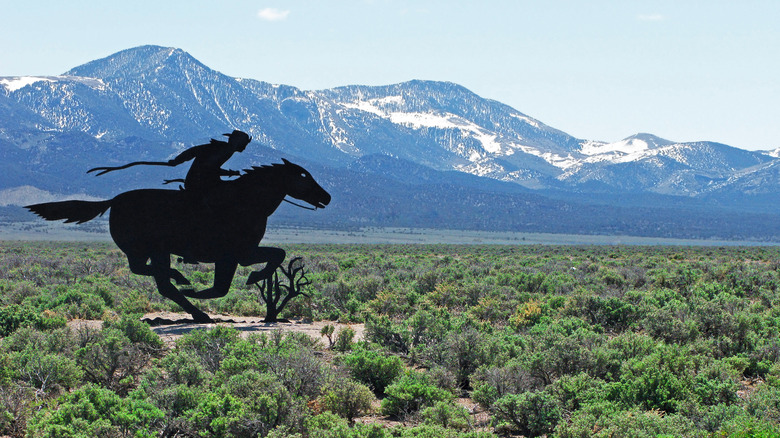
[282, 197, 318, 210]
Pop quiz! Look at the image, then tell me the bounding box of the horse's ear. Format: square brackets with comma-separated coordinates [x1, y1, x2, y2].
[281, 158, 291, 165]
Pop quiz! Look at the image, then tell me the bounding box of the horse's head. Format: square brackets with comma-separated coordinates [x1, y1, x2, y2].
[280, 158, 331, 209]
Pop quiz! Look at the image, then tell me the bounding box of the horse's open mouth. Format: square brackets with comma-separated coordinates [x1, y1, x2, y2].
[311, 191, 331, 209]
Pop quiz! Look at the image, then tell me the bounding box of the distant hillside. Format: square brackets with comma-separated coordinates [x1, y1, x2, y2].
[2, 45, 779, 241]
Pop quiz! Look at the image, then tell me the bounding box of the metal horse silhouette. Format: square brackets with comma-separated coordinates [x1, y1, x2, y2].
[26, 158, 331, 323]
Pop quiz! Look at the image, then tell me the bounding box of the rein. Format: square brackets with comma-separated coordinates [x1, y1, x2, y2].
[283, 198, 317, 210]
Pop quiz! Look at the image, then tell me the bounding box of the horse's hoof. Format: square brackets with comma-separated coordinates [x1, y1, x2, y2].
[193, 313, 213, 324]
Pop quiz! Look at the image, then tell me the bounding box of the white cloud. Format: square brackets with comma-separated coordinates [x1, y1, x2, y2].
[638, 13, 664, 21]
[258, 8, 290, 21]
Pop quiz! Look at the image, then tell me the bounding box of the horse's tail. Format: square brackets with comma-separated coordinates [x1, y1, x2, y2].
[25, 199, 112, 224]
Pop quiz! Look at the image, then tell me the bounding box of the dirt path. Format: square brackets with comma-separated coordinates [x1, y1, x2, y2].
[66, 313, 365, 348]
[141, 312, 365, 347]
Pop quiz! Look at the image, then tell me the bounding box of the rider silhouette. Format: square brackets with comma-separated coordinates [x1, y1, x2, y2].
[87, 130, 252, 191]
[163, 130, 252, 264]
[164, 130, 252, 190]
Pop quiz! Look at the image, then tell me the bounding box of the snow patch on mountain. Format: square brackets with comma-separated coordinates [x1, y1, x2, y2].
[388, 111, 460, 130]
[455, 159, 506, 177]
[581, 138, 650, 155]
[0, 76, 108, 93]
[342, 100, 385, 117]
[342, 97, 509, 155]
[0, 76, 56, 92]
[510, 113, 541, 128]
[61, 76, 108, 91]
[541, 152, 579, 169]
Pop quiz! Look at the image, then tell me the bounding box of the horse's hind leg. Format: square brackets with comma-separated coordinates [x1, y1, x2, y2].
[148, 254, 212, 323]
[180, 260, 238, 300]
[126, 254, 190, 286]
[239, 247, 286, 285]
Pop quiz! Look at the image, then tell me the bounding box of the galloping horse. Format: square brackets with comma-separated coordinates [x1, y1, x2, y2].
[26, 159, 331, 322]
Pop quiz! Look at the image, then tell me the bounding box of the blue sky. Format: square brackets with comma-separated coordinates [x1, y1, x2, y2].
[1, 1, 778, 151]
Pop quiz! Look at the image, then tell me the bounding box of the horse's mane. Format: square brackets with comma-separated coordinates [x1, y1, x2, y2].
[236, 162, 286, 184]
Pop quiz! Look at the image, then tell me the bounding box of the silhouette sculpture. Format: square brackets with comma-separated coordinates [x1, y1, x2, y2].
[26, 159, 331, 323]
[87, 130, 252, 190]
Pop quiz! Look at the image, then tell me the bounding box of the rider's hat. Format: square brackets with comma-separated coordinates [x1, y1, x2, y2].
[223, 130, 252, 147]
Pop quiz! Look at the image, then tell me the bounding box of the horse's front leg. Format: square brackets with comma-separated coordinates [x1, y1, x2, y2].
[239, 247, 286, 285]
[148, 254, 212, 323]
[180, 259, 238, 299]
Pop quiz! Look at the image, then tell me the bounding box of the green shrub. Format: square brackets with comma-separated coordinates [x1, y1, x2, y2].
[12, 349, 82, 395]
[298, 411, 389, 438]
[605, 409, 697, 438]
[396, 423, 498, 437]
[679, 403, 746, 434]
[592, 331, 657, 380]
[745, 384, 780, 426]
[614, 343, 698, 412]
[381, 371, 453, 418]
[545, 372, 608, 413]
[693, 360, 740, 406]
[189, 370, 298, 438]
[75, 326, 151, 394]
[420, 401, 471, 431]
[104, 314, 164, 350]
[158, 349, 210, 387]
[51, 288, 107, 320]
[470, 358, 539, 409]
[559, 403, 699, 438]
[3, 327, 82, 395]
[334, 326, 356, 352]
[318, 378, 375, 422]
[718, 414, 780, 438]
[0, 304, 65, 336]
[471, 383, 500, 410]
[0, 383, 35, 437]
[176, 325, 241, 373]
[491, 391, 560, 437]
[300, 412, 351, 438]
[216, 337, 266, 379]
[435, 327, 488, 389]
[339, 346, 403, 395]
[365, 314, 411, 354]
[520, 319, 601, 385]
[132, 378, 202, 435]
[574, 295, 638, 332]
[321, 324, 336, 349]
[26, 383, 163, 437]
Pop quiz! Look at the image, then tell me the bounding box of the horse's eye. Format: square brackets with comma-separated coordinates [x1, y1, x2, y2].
[300, 173, 307, 178]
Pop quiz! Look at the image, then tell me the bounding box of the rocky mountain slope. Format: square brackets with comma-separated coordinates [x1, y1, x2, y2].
[2, 45, 778, 240]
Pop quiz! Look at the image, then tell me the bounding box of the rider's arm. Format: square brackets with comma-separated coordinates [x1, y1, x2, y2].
[168, 145, 201, 166]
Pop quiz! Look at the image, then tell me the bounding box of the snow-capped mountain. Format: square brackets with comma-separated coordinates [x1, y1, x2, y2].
[2, 45, 779, 239]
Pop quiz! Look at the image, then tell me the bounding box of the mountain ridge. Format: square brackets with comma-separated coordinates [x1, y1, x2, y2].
[2, 45, 779, 240]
